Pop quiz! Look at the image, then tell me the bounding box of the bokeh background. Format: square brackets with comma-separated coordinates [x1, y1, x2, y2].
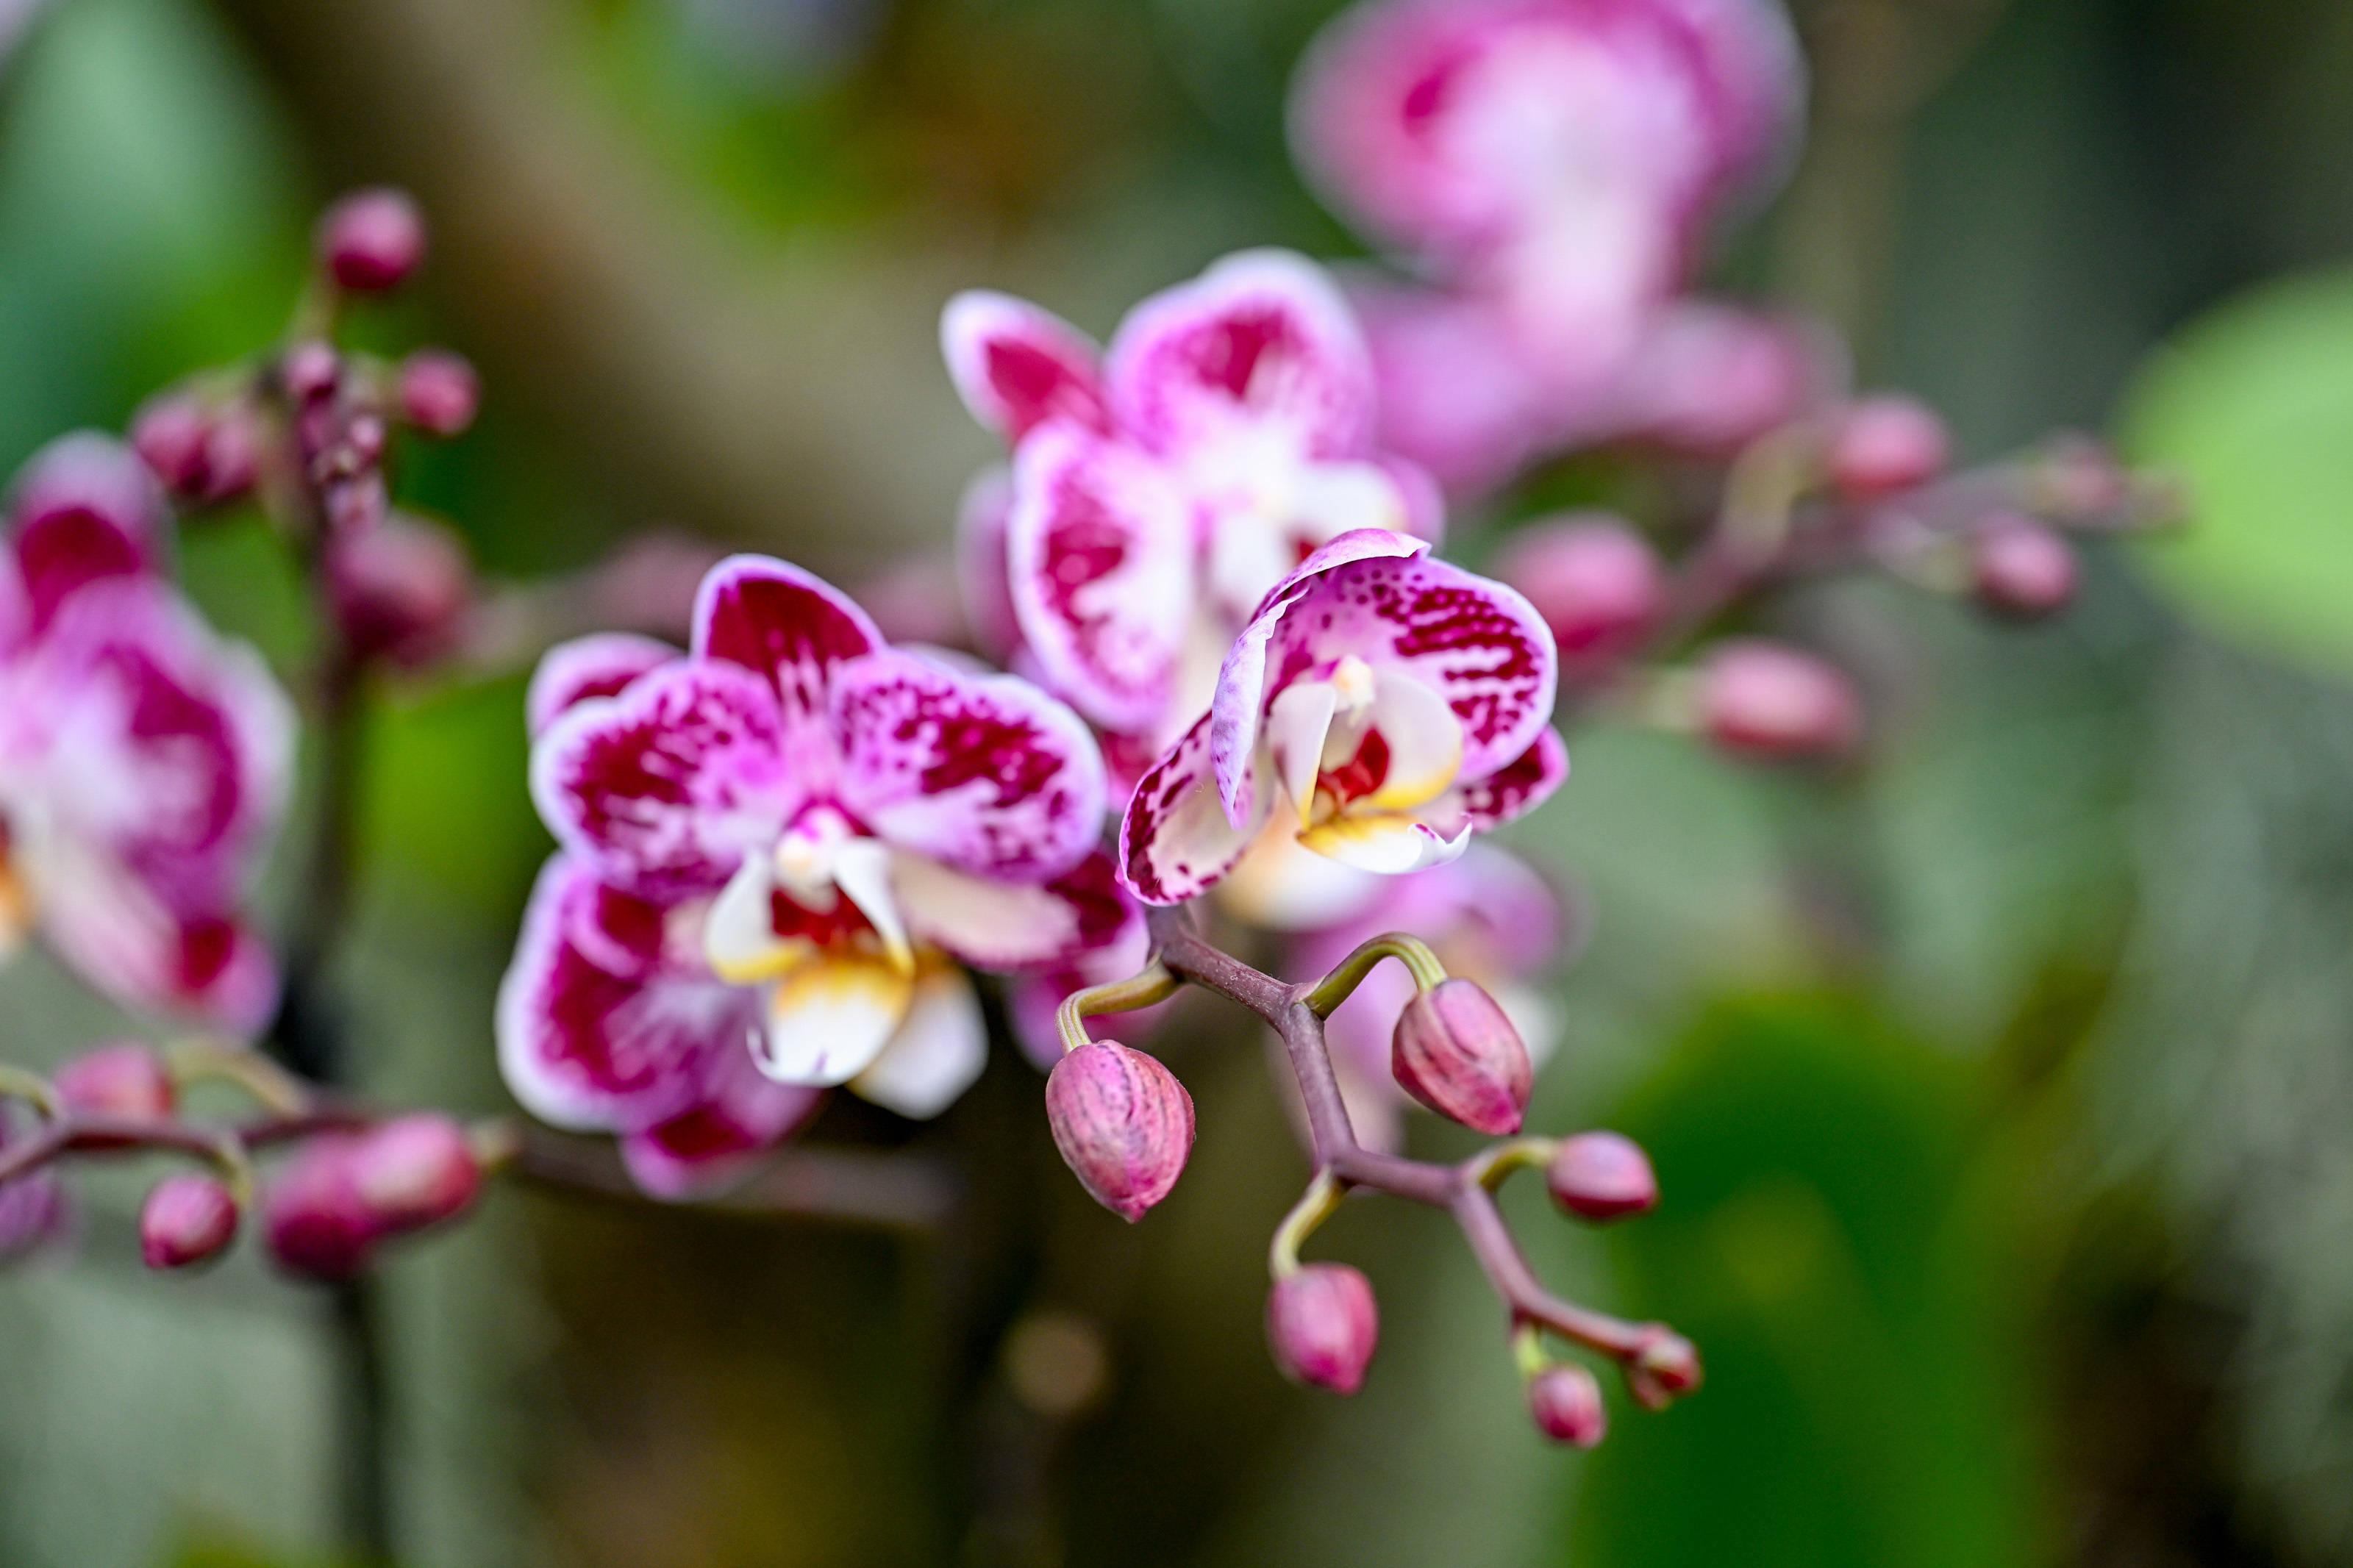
[4, 0, 2353, 1563]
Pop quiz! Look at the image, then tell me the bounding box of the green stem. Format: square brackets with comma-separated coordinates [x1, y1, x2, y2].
[1302, 934, 1447, 1018]
[1054, 962, 1182, 1055]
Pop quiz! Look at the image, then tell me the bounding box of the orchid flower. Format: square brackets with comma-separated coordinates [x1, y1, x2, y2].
[503, 556, 1129, 1175]
[942, 250, 1442, 759]
[0, 434, 292, 1031]
[1120, 529, 1565, 903]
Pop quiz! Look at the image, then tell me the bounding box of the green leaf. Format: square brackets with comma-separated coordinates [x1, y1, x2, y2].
[2121, 268, 2353, 676]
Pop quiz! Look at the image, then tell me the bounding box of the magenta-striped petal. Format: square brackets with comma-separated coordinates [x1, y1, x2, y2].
[526, 632, 679, 737]
[690, 555, 881, 734]
[1005, 423, 1197, 734]
[1212, 529, 1556, 821]
[941, 291, 1110, 442]
[1427, 726, 1568, 834]
[1118, 712, 1272, 905]
[38, 870, 278, 1032]
[896, 844, 1136, 973]
[531, 659, 796, 897]
[832, 647, 1104, 883]
[497, 856, 752, 1132]
[620, 1034, 825, 1200]
[6, 434, 169, 639]
[1104, 251, 1377, 462]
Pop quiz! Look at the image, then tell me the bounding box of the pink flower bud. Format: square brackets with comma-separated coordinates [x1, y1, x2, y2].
[1494, 516, 1661, 667]
[1627, 1328, 1703, 1408]
[1971, 515, 2077, 620]
[1267, 1263, 1379, 1395]
[130, 395, 213, 495]
[0, 1134, 70, 1264]
[1527, 1364, 1607, 1447]
[281, 341, 341, 405]
[316, 187, 426, 293]
[1546, 1131, 1657, 1222]
[2038, 436, 2129, 518]
[262, 1136, 378, 1281]
[54, 1042, 175, 1124]
[327, 513, 473, 668]
[1699, 640, 1860, 762]
[1827, 395, 1948, 501]
[1045, 1042, 1194, 1222]
[349, 1114, 480, 1232]
[1390, 978, 1532, 1136]
[139, 1173, 240, 1270]
[398, 350, 480, 437]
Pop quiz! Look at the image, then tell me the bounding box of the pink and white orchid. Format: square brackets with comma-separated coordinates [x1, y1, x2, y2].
[942, 251, 1442, 757]
[0, 434, 291, 1031]
[1119, 529, 1565, 904]
[502, 555, 1129, 1171]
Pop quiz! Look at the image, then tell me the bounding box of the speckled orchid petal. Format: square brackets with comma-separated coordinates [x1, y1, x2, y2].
[496, 856, 749, 1131]
[851, 963, 988, 1119]
[1212, 529, 1556, 821]
[690, 555, 882, 744]
[526, 633, 678, 737]
[1424, 726, 1568, 835]
[753, 949, 915, 1087]
[941, 291, 1110, 442]
[832, 647, 1105, 883]
[1118, 712, 1274, 906]
[38, 866, 278, 1033]
[530, 659, 796, 898]
[1104, 250, 1377, 462]
[1005, 423, 1197, 735]
[620, 1038, 825, 1200]
[6, 433, 170, 639]
[893, 845, 1134, 973]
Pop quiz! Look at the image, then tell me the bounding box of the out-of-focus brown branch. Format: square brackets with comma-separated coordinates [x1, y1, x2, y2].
[204, 0, 999, 573]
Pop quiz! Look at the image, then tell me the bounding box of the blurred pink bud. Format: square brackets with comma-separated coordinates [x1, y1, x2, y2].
[349, 1114, 479, 1232]
[1391, 978, 1532, 1136]
[1699, 640, 1860, 762]
[397, 350, 479, 438]
[1527, 1364, 1607, 1447]
[262, 1136, 378, 1281]
[2038, 437, 2129, 518]
[1267, 1263, 1379, 1395]
[1629, 1329, 1703, 1407]
[1827, 396, 1948, 501]
[1971, 515, 2077, 620]
[197, 408, 260, 504]
[327, 513, 473, 668]
[343, 413, 388, 470]
[130, 396, 213, 495]
[317, 187, 426, 293]
[0, 1167, 69, 1264]
[54, 1042, 175, 1125]
[281, 341, 341, 405]
[1494, 516, 1661, 667]
[1045, 1042, 1194, 1222]
[139, 1173, 240, 1270]
[1546, 1131, 1657, 1222]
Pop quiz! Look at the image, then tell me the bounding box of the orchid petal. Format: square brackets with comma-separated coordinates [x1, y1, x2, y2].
[893, 847, 1134, 973]
[526, 633, 677, 737]
[829, 835, 914, 973]
[1119, 712, 1272, 905]
[831, 646, 1105, 883]
[1426, 726, 1568, 835]
[1296, 812, 1469, 875]
[1104, 250, 1377, 461]
[753, 951, 915, 1087]
[690, 555, 881, 739]
[1360, 665, 1463, 812]
[954, 467, 1023, 662]
[852, 964, 988, 1119]
[531, 659, 795, 898]
[1265, 679, 1338, 828]
[704, 855, 806, 985]
[1005, 424, 1197, 735]
[941, 291, 1109, 441]
[620, 1039, 825, 1200]
[6, 434, 168, 637]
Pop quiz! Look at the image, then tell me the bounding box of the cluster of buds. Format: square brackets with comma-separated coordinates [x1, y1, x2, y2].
[261, 1114, 482, 1281]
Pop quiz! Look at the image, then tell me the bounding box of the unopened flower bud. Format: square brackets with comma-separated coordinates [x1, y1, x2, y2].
[1391, 978, 1532, 1136]
[0, 1170, 68, 1264]
[262, 1136, 377, 1281]
[1699, 640, 1860, 762]
[324, 472, 390, 537]
[327, 513, 473, 668]
[54, 1042, 174, 1124]
[1546, 1131, 1657, 1222]
[1267, 1263, 1379, 1395]
[316, 187, 426, 293]
[139, 1173, 240, 1270]
[2038, 437, 2129, 518]
[281, 341, 340, 405]
[1627, 1329, 1702, 1408]
[398, 350, 479, 437]
[1971, 515, 2077, 620]
[349, 1114, 480, 1232]
[1045, 1042, 1194, 1222]
[1527, 1364, 1607, 1447]
[1827, 395, 1948, 501]
[130, 395, 214, 495]
[1495, 516, 1661, 667]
